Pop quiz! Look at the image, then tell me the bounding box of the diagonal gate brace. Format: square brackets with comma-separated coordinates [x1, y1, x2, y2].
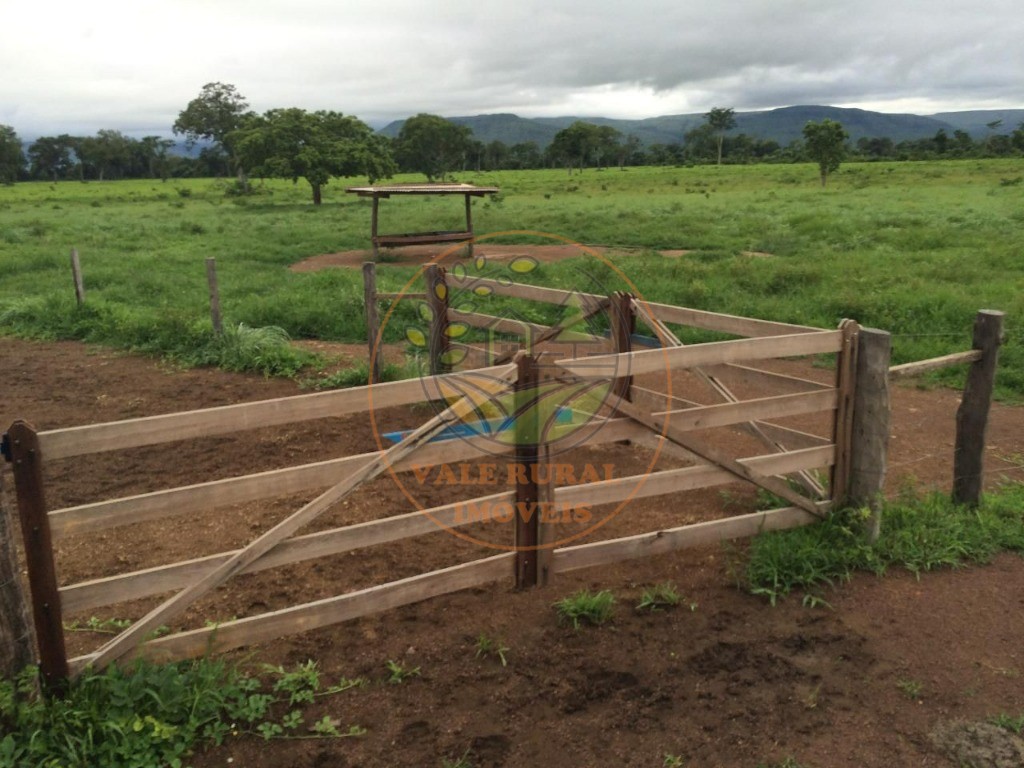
[84, 364, 519, 671]
[612, 397, 828, 520]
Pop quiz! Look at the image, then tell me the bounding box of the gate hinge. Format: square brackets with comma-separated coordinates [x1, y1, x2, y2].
[1, 433, 10, 462]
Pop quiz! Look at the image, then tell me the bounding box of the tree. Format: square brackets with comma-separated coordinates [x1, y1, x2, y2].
[682, 123, 716, 163]
[704, 107, 736, 165]
[802, 119, 849, 187]
[230, 108, 395, 205]
[173, 82, 252, 177]
[547, 121, 601, 174]
[0, 124, 25, 184]
[27, 135, 75, 181]
[137, 136, 175, 180]
[395, 114, 473, 181]
[75, 130, 135, 181]
[1012, 122, 1024, 153]
[507, 141, 542, 169]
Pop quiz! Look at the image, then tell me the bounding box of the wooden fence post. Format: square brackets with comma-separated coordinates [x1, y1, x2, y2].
[425, 265, 450, 376]
[609, 292, 635, 403]
[514, 354, 540, 588]
[0, 461, 37, 680]
[847, 328, 892, 542]
[830, 320, 859, 514]
[363, 262, 383, 383]
[205, 257, 223, 336]
[70, 248, 85, 306]
[6, 421, 69, 693]
[953, 310, 1005, 507]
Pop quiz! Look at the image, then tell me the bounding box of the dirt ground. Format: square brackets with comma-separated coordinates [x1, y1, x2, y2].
[3, 324, 1024, 767]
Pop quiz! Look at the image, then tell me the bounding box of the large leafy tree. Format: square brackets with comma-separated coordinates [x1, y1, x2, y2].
[173, 82, 252, 177]
[704, 107, 736, 165]
[230, 108, 395, 205]
[395, 114, 473, 181]
[0, 124, 25, 184]
[27, 135, 76, 181]
[547, 121, 602, 174]
[74, 129, 136, 181]
[802, 119, 849, 187]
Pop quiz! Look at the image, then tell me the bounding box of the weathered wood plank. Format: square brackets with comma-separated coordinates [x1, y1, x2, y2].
[69, 553, 514, 672]
[553, 445, 833, 509]
[664, 390, 837, 431]
[557, 331, 844, 379]
[448, 310, 602, 344]
[640, 299, 821, 338]
[705, 363, 832, 393]
[889, 350, 982, 379]
[37, 366, 513, 460]
[552, 505, 823, 574]
[446, 274, 589, 306]
[60, 491, 514, 614]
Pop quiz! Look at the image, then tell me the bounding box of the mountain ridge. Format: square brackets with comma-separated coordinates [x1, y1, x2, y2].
[380, 105, 1024, 149]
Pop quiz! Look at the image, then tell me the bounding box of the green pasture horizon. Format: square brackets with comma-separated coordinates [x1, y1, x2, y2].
[0, 160, 1021, 397]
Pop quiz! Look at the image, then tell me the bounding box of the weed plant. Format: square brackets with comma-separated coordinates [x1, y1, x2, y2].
[554, 588, 616, 628]
[0, 658, 366, 767]
[744, 483, 1024, 604]
[989, 712, 1024, 734]
[636, 582, 683, 612]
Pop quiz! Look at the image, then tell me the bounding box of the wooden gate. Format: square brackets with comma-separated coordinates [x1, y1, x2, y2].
[4, 274, 897, 691]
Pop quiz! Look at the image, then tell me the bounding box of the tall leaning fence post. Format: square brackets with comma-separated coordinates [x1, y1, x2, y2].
[953, 310, 1005, 507]
[847, 328, 892, 542]
[4, 421, 69, 693]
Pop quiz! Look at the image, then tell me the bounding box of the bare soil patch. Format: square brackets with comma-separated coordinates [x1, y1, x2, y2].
[3, 337, 1024, 767]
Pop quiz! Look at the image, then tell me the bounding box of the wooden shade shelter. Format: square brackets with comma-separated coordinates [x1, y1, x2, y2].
[345, 183, 499, 260]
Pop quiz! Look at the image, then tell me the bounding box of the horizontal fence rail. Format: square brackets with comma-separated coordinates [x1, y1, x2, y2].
[558, 330, 844, 379]
[59, 443, 835, 614]
[48, 387, 837, 539]
[37, 366, 515, 460]
[69, 553, 515, 673]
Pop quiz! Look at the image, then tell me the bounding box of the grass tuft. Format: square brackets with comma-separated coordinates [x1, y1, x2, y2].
[744, 484, 1024, 604]
[554, 589, 616, 629]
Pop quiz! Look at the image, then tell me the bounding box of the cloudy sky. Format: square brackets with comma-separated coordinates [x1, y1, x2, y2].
[2, 0, 1022, 137]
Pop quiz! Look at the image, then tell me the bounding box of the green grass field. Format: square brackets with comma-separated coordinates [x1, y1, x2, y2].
[1, 160, 1021, 395]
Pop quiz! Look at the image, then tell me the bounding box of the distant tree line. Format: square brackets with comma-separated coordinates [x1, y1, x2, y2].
[2, 87, 1023, 192]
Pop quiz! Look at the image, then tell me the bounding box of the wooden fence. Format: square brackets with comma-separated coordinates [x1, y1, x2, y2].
[2, 265, 1003, 693]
